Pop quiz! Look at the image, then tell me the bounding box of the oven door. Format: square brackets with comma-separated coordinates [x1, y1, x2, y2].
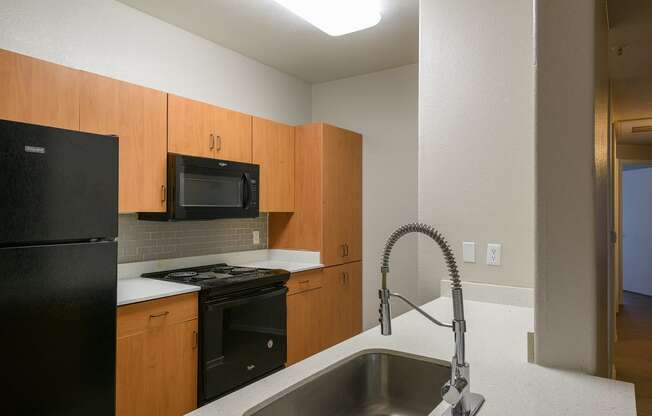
[200, 286, 287, 403]
[172, 155, 259, 220]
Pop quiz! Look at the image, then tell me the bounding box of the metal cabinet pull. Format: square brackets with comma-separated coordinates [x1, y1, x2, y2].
[344, 243, 349, 257]
[192, 330, 198, 349]
[299, 280, 309, 284]
[340, 244, 346, 257]
[209, 133, 215, 150]
[149, 311, 169, 319]
[215, 135, 222, 151]
[161, 185, 166, 202]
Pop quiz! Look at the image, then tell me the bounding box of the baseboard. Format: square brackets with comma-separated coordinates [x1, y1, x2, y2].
[440, 280, 534, 308]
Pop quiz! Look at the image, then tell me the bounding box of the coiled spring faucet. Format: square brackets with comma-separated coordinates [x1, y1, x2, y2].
[379, 223, 485, 416]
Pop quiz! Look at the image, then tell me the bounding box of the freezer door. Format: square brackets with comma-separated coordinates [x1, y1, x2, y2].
[0, 241, 117, 416]
[0, 119, 118, 244]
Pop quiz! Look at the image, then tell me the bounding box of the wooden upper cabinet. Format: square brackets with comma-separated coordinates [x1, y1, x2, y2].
[168, 94, 252, 163]
[268, 123, 362, 266]
[0, 49, 79, 130]
[168, 94, 215, 159]
[80, 73, 167, 213]
[214, 106, 252, 163]
[322, 124, 363, 266]
[253, 117, 295, 212]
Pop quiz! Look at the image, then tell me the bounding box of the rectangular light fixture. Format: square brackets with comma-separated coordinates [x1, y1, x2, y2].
[272, 0, 382, 37]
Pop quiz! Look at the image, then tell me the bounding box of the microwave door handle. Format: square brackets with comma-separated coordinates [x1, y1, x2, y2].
[242, 173, 252, 209]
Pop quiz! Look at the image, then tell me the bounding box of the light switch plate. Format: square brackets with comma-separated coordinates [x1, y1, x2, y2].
[487, 243, 502, 266]
[462, 242, 476, 263]
[253, 230, 261, 245]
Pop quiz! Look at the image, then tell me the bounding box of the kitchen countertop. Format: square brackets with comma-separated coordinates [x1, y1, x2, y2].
[117, 277, 199, 306]
[116, 249, 323, 306]
[187, 297, 636, 416]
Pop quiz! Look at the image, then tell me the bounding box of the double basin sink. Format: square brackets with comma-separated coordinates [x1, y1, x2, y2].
[245, 350, 450, 416]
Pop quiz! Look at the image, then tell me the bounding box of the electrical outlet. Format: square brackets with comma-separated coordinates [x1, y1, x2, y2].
[252, 230, 260, 245]
[462, 242, 476, 263]
[486, 243, 502, 266]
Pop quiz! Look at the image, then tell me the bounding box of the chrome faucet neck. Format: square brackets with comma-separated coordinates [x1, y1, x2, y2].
[378, 223, 485, 416]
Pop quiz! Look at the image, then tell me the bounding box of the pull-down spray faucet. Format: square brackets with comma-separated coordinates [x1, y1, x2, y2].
[379, 223, 485, 416]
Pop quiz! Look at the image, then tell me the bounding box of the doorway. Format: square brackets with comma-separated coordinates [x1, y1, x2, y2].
[614, 156, 652, 416]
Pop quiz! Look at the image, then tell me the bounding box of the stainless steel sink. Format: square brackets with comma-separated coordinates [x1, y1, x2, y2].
[245, 350, 450, 416]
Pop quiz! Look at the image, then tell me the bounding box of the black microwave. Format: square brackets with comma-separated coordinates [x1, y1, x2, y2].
[139, 154, 259, 221]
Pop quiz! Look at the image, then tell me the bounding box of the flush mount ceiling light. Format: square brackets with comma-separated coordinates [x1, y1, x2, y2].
[272, 0, 382, 36]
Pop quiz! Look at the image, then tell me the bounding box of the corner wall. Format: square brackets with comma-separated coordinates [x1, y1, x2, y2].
[418, 0, 535, 303]
[311, 65, 419, 329]
[534, 0, 609, 375]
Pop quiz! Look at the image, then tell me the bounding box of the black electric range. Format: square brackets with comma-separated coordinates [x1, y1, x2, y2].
[142, 263, 289, 297]
[143, 263, 290, 405]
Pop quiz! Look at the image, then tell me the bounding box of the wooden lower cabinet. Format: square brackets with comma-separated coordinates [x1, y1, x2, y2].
[286, 269, 323, 365]
[321, 262, 362, 348]
[116, 293, 198, 416]
[286, 263, 362, 365]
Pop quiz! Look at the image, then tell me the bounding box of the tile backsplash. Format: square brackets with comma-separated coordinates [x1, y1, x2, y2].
[117, 214, 268, 263]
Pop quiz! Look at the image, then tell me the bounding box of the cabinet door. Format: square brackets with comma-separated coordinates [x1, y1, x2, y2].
[212, 106, 252, 163]
[322, 126, 348, 266]
[347, 261, 363, 337]
[116, 320, 198, 416]
[0, 49, 79, 130]
[162, 319, 198, 415]
[287, 287, 322, 365]
[341, 131, 363, 262]
[253, 117, 295, 212]
[80, 73, 167, 213]
[322, 125, 363, 266]
[168, 94, 215, 158]
[321, 263, 362, 348]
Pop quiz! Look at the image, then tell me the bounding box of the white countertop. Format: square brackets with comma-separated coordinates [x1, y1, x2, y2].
[116, 249, 323, 306]
[188, 297, 636, 416]
[117, 278, 199, 306]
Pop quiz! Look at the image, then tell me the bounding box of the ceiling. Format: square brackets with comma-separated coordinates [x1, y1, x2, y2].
[116, 0, 419, 84]
[608, 0, 652, 129]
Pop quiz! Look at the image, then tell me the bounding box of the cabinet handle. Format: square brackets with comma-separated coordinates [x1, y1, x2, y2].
[344, 243, 349, 257]
[299, 280, 309, 284]
[161, 185, 166, 203]
[192, 330, 198, 349]
[215, 135, 222, 151]
[340, 244, 346, 257]
[149, 311, 169, 319]
[341, 272, 346, 285]
[209, 133, 215, 150]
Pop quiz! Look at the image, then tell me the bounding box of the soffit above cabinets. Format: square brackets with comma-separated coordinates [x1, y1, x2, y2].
[116, 0, 418, 83]
[615, 118, 652, 145]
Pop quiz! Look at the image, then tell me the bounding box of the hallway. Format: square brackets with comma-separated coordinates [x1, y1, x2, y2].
[616, 291, 652, 415]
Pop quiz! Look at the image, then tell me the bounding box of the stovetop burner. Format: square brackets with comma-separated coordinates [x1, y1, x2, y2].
[141, 262, 290, 296]
[167, 271, 198, 278]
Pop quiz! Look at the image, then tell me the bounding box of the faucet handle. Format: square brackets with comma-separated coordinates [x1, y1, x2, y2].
[441, 377, 468, 406]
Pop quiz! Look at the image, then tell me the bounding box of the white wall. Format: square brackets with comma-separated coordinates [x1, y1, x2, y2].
[534, 0, 609, 376]
[0, 0, 311, 125]
[622, 167, 652, 296]
[418, 0, 535, 303]
[312, 65, 419, 329]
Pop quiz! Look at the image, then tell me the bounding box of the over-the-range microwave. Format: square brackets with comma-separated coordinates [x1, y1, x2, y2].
[139, 154, 259, 221]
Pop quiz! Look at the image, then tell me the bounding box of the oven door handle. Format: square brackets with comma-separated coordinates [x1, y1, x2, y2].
[205, 286, 287, 311]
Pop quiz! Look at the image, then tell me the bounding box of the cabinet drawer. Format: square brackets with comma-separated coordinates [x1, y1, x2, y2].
[286, 269, 323, 295]
[117, 292, 198, 338]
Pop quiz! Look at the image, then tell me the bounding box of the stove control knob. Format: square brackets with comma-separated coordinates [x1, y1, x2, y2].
[267, 339, 274, 349]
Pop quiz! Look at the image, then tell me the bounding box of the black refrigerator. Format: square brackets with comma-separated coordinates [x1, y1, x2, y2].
[0, 119, 118, 415]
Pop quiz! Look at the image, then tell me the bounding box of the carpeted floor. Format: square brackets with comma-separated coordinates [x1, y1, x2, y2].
[615, 291, 652, 416]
